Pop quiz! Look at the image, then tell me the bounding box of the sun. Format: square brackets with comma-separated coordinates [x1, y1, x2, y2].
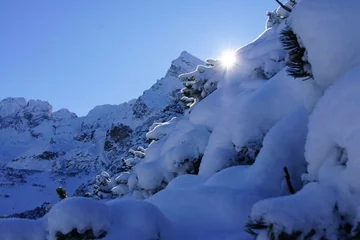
[220, 50, 237, 68]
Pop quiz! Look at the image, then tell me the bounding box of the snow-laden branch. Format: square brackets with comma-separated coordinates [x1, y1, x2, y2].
[275, 0, 292, 12]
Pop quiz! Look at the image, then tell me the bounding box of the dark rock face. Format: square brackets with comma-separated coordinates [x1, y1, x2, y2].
[28, 114, 50, 128]
[108, 124, 133, 143]
[104, 140, 113, 152]
[36, 151, 65, 160]
[73, 130, 95, 142]
[132, 100, 149, 119]
[0, 115, 25, 131]
[0, 168, 33, 187]
[23, 112, 33, 121]
[6, 202, 51, 220]
[104, 124, 133, 152]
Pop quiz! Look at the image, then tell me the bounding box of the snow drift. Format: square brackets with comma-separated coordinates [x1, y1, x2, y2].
[2, 0, 360, 239]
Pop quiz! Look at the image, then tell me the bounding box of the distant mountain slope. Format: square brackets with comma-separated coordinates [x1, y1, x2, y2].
[0, 51, 203, 215]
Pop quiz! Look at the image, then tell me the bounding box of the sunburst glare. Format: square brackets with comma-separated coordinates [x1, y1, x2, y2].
[220, 50, 237, 68]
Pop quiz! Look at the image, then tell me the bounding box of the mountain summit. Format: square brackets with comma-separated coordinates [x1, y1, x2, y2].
[165, 51, 203, 77]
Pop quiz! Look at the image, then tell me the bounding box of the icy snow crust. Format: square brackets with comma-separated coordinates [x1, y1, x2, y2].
[2, 0, 360, 239]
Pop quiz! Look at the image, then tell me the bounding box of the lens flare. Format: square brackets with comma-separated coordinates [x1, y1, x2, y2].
[220, 50, 237, 68]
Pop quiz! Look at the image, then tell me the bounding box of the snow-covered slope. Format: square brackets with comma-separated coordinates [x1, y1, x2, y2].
[3, 0, 360, 239]
[0, 51, 203, 215]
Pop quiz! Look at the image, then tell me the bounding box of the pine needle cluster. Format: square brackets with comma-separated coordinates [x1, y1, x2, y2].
[280, 28, 313, 80]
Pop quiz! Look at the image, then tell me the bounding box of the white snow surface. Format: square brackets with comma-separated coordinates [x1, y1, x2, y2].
[4, 0, 360, 239]
[291, 0, 360, 91]
[0, 198, 170, 240]
[249, 0, 360, 238]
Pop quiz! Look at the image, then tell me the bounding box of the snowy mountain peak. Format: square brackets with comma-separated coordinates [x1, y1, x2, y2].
[24, 99, 52, 117]
[0, 97, 27, 117]
[84, 51, 204, 124]
[52, 109, 78, 121]
[138, 52, 204, 111]
[0, 97, 78, 131]
[165, 51, 203, 77]
[0, 97, 52, 118]
[179, 50, 196, 59]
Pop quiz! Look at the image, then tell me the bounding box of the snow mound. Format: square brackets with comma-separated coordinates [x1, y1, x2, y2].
[247, 6, 360, 236]
[291, 0, 360, 90]
[198, 69, 306, 177]
[251, 183, 338, 238]
[0, 197, 170, 240]
[305, 65, 360, 206]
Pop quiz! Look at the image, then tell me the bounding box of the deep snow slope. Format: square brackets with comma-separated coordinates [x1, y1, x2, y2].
[0, 51, 203, 215]
[3, 0, 360, 239]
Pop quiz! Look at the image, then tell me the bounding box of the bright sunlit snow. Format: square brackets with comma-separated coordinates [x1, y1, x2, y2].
[2, 0, 360, 239]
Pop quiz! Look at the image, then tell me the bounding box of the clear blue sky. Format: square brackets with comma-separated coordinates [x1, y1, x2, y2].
[0, 0, 277, 116]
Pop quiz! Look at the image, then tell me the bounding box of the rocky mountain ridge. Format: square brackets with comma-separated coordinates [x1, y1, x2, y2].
[0, 51, 203, 215]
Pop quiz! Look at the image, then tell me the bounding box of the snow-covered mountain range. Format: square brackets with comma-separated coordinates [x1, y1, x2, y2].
[3, 0, 360, 239]
[0, 51, 203, 215]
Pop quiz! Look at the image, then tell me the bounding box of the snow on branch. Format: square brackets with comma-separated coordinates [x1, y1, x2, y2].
[275, 0, 292, 12]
